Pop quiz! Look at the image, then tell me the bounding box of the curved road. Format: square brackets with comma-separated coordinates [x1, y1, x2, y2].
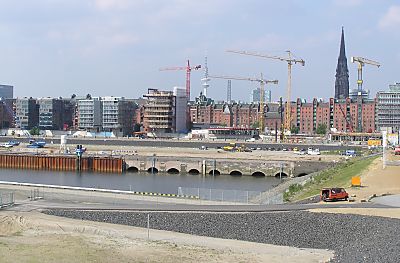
[0, 136, 359, 151]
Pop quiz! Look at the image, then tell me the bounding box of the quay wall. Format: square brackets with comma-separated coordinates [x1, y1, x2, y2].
[0, 154, 123, 173]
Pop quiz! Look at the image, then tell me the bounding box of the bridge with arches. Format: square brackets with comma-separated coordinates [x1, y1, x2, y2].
[124, 156, 330, 177]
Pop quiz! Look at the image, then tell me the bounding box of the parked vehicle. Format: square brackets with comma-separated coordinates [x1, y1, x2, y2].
[308, 148, 321, 155]
[395, 146, 400, 155]
[27, 140, 46, 148]
[8, 140, 20, 146]
[320, 188, 349, 202]
[344, 149, 357, 156]
[294, 149, 306, 155]
[0, 143, 13, 148]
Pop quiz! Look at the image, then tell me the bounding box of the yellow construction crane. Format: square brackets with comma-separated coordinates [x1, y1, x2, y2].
[350, 56, 380, 92]
[350, 56, 381, 132]
[208, 74, 278, 132]
[226, 50, 305, 133]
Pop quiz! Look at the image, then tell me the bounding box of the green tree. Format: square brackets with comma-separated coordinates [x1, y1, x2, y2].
[290, 126, 299, 134]
[30, 127, 40, 136]
[251, 121, 260, 129]
[133, 123, 141, 132]
[316, 123, 327, 135]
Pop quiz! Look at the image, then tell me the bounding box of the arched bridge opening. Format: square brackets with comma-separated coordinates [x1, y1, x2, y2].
[252, 171, 266, 177]
[297, 173, 308, 177]
[126, 166, 138, 173]
[209, 170, 221, 175]
[188, 169, 200, 175]
[167, 168, 180, 174]
[275, 172, 288, 178]
[230, 170, 243, 176]
[147, 167, 159, 174]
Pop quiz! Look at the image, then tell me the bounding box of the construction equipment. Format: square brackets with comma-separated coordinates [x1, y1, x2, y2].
[350, 56, 380, 132]
[350, 56, 380, 92]
[337, 102, 353, 132]
[160, 60, 201, 100]
[226, 49, 305, 133]
[208, 74, 278, 132]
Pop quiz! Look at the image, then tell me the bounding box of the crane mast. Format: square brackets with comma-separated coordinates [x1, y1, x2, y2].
[350, 56, 380, 132]
[209, 74, 278, 132]
[226, 49, 305, 132]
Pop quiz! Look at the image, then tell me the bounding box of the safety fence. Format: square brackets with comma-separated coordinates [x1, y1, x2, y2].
[178, 187, 275, 204]
[0, 192, 15, 208]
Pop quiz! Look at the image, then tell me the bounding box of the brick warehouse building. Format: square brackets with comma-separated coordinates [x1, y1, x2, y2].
[189, 94, 377, 134]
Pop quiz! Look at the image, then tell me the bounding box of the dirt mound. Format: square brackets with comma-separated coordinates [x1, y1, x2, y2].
[0, 214, 27, 236]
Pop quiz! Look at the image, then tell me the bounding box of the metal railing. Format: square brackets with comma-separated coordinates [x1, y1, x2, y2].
[0, 192, 15, 208]
[178, 187, 283, 204]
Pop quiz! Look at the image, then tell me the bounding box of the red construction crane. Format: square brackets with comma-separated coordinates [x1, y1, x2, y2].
[337, 103, 353, 133]
[159, 60, 201, 100]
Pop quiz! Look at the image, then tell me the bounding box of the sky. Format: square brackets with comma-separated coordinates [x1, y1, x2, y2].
[0, 0, 399, 102]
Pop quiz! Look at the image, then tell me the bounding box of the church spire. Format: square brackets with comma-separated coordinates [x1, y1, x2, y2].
[334, 27, 350, 99]
[339, 27, 346, 58]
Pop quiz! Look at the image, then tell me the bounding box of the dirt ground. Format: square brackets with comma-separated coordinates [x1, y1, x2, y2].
[0, 211, 333, 263]
[310, 154, 400, 218]
[346, 156, 400, 202]
[3, 143, 342, 163]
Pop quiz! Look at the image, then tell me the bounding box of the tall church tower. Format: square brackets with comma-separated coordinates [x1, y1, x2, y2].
[334, 27, 350, 99]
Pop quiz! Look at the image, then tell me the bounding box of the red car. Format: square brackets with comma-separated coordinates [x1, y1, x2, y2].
[395, 146, 400, 155]
[320, 188, 349, 202]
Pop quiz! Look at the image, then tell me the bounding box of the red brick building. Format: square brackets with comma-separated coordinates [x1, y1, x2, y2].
[189, 94, 376, 134]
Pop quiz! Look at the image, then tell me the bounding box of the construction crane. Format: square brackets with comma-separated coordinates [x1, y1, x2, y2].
[338, 103, 353, 133]
[159, 60, 201, 100]
[208, 74, 278, 132]
[226, 50, 305, 133]
[350, 56, 380, 92]
[350, 56, 380, 132]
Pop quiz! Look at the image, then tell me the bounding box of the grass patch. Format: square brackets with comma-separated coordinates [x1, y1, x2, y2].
[285, 155, 378, 202]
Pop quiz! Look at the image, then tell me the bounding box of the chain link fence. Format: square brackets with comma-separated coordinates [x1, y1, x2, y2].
[0, 192, 15, 208]
[178, 187, 283, 204]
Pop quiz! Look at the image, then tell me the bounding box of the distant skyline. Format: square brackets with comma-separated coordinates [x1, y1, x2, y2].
[0, 0, 399, 102]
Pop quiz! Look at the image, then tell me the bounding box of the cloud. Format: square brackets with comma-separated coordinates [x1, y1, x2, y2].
[379, 5, 400, 30]
[227, 34, 287, 52]
[94, 0, 133, 10]
[333, 0, 363, 7]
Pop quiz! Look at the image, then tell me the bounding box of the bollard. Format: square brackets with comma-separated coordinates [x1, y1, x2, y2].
[147, 214, 150, 240]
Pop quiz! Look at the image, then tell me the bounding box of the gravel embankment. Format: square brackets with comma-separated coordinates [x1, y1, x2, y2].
[43, 209, 400, 263]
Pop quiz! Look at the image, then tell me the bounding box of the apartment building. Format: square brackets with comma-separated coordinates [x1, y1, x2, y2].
[15, 97, 39, 129]
[143, 89, 175, 133]
[77, 97, 102, 132]
[376, 83, 400, 132]
[37, 98, 63, 130]
[101, 96, 135, 136]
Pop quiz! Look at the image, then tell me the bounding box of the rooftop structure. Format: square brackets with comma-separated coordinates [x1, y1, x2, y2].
[0, 85, 13, 99]
[143, 89, 175, 133]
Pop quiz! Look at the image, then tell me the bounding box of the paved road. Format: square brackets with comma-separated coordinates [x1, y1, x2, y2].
[372, 194, 400, 208]
[8, 193, 390, 213]
[0, 136, 359, 151]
